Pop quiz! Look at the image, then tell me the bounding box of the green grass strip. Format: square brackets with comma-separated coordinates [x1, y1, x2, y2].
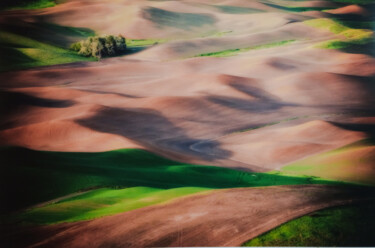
[195, 40, 296, 57]
[16, 187, 210, 225]
[0, 147, 349, 214]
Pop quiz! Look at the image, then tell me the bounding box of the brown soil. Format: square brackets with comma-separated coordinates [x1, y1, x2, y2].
[1, 185, 374, 247]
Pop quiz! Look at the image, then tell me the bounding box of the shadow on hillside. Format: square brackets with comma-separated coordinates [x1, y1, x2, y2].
[324, 4, 375, 57]
[0, 14, 95, 48]
[141, 7, 215, 30]
[339, 41, 375, 57]
[263, 2, 336, 12]
[206, 80, 297, 113]
[76, 106, 232, 161]
[330, 121, 375, 141]
[0, 90, 75, 130]
[110, 46, 149, 58]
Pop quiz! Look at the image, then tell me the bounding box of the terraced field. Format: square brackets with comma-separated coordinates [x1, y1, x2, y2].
[0, 0, 374, 247]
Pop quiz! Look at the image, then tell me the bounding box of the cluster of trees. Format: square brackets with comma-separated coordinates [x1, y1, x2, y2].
[70, 35, 127, 58]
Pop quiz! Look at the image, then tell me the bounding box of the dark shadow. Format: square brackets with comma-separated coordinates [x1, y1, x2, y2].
[0, 46, 36, 72]
[323, 4, 375, 57]
[105, 46, 148, 58]
[262, 2, 337, 12]
[214, 5, 264, 14]
[122, 46, 148, 55]
[1, 146, 369, 214]
[206, 81, 297, 113]
[0, 14, 95, 48]
[141, 7, 216, 30]
[0, 46, 35, 63]
[267, 59, 297, 70]
[201, 79, 303, 134]
[0, 90, 75, 129]
[329, 121, 375, 140]
[0, 0, 53, 9]
[331, 14, 375, 26]
[0, 91, 74, 108]
[228, 81, 285, 102]
[76, 89, 141, 99]
[339, 40, 375, 57]
[207, 95, 295, 113]
[76, 107, 232, 160]
[326, 3, 375, 25]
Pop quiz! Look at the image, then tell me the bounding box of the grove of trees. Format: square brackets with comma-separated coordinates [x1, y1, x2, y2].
[70, 35, 127, 58]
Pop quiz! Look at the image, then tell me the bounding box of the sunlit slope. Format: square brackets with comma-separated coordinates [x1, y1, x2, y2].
[276, 139, 375, 185]
[15, 187, 210, 225]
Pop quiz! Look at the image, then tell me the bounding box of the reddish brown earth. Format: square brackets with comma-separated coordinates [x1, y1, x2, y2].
[1, 0, 375, 246]
[279, 117, 375, 185]
[325, 4, 369, 16]
[2, 185, 374, 248]
[1, 41, 374, 169]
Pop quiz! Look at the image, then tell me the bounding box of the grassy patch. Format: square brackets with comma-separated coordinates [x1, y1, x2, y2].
[0, 147, 347, 213]
[16, 187, 209, 225]
[316, 38, 367, 49]
[126, 38, 168, 47]
[305, 18, 373, 49]
[195, 40, 296, 57]
[1, 0, 56, 10]
[0, 30, 96, 72]
[305, 18, 350, 34]
[242, 200, 375, 246]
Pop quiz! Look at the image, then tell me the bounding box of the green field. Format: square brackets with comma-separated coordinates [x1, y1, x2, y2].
[0, 147, 348, 215]
[16, 187, 210, 224]
[305, 18, 374, 49]
[1, 0, 55, 10]
[0, 24, 172, 71]
[195, 40, 296, 57]
[0, 30, 96, 72]
[242, 200, 375, 246]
